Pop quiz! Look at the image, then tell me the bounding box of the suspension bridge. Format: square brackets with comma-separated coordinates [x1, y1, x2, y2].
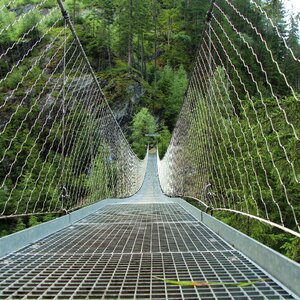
[0, 0, 299, 299]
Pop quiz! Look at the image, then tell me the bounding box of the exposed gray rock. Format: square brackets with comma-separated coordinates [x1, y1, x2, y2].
[9, 4, 36, 16]
[110, 81, 144, 126]
[67, 75, 94, 95]
[9, 4, 50, 16]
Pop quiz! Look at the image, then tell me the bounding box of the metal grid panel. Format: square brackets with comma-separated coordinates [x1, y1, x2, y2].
[19, 222, 231, 255]
[83, 203, 198, 223]
[0, 252, 294, 299]
[0, 203, 296, 299]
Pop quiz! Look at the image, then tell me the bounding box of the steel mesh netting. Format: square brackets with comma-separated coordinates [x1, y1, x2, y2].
[157, 0, 300, 237]
[0, 0, 147, 219]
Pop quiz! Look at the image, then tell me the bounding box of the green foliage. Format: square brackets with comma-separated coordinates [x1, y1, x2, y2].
[13, 0, 51, 6]
[0, 9, 16, 44]
[18, 11, 41, 40]
[86, 146, 110, 202]
[158, 125, 171, 158]
[212, 94, 300, 223]
[281, 237, 300, 262]
[155, 64, 188, 129]
[130, 108, 157, 158]
[1, 67, 24, 91]
[210, 93, 300, 261]
[28, 216, 41, 227]
[14, 218, 26, 232]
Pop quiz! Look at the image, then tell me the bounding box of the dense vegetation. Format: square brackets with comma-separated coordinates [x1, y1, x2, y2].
[0, 0, 299, 261]
[210, 1, 300, 262]
[72, 0, 204, 153]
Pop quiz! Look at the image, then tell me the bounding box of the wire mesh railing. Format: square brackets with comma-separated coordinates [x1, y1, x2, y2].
[157, 0, 300, 238]
[0, 0, 147, 220]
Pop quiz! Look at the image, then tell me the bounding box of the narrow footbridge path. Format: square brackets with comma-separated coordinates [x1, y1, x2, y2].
[0, 154, 297, 299]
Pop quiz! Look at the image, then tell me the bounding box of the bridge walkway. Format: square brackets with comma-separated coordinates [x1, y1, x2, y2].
[0, 154, 297, 299]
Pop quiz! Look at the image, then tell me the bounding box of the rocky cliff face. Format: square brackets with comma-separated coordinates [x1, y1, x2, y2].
[98, 71, 146, 129]
[9, 3, 51, 16]
[111, 81, 144, 126]
[37, 73, 143, 132]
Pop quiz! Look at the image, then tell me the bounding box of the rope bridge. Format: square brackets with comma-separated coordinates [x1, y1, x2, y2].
[0, 0, 147, 219]
[157, 0, 300, 238]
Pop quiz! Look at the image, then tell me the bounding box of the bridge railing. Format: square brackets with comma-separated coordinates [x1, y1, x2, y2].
[0, 0, 147, 223]
[158, 0, 300, 238]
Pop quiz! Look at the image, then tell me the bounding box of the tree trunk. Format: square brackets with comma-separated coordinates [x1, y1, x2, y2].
[128, 34, 133, 68]
[137, 34, 141, 71]
[153, 0, 158, 83]
[128, 0, 133, 68]
[107, 45, 112, 68]
[141, 33, 146, 78]
[73, 0, 76, 22]
[167, 17, 171, 49]
[107, 28, 112, 68]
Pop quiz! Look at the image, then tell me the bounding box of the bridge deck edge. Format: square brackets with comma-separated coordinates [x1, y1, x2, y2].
[0, 198, 123, 259]
[173, 198, 300, 298]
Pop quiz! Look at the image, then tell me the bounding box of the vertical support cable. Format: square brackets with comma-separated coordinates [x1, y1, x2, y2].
[206, 14, 213, 191]
[88, 102, 95, 202]
[207, 0, 215, 190]
[61, 18, 67, 211]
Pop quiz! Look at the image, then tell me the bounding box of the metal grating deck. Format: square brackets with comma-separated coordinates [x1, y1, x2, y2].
[15, 205, 231, 255]
[0, 154, 297, 299]
[0, 251, 295, 299]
